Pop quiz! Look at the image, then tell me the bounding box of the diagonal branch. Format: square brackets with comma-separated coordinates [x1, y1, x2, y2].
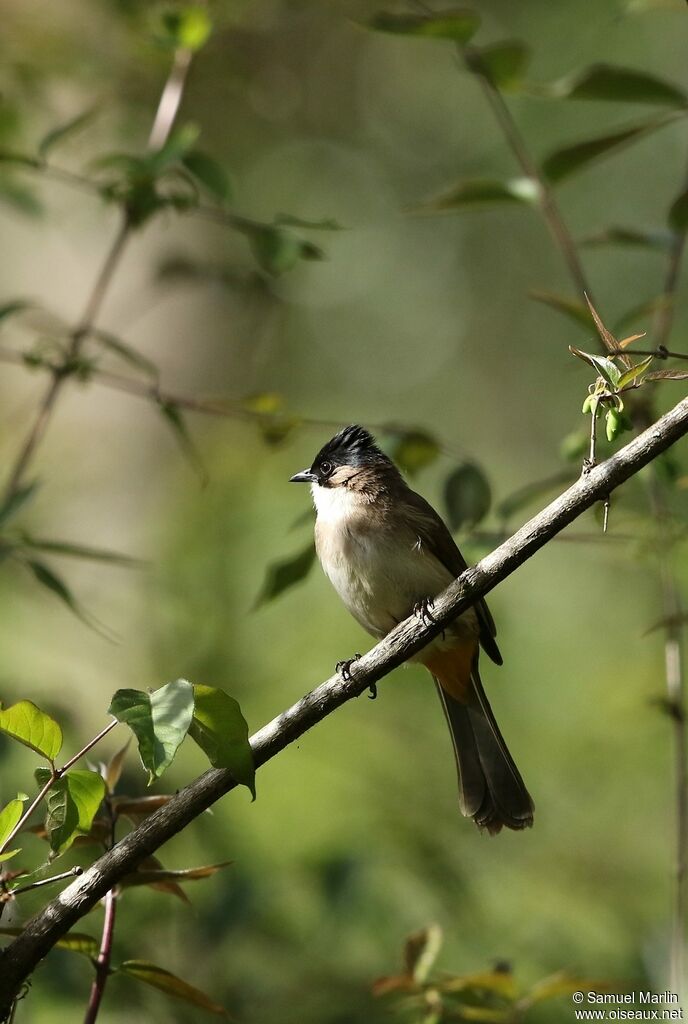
[1, 393, 688, 1017]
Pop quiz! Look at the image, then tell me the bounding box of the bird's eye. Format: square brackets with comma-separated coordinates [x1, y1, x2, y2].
[320, 461, 333, 477]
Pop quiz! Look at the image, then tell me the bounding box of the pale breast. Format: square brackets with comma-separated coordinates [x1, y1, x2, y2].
[313, 484, 477, 643]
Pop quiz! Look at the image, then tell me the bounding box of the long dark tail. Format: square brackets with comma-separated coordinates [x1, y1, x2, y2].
[434, 670, 534, 835]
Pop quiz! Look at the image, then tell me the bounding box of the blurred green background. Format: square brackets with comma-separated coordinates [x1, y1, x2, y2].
[2, 0, 688, 1020]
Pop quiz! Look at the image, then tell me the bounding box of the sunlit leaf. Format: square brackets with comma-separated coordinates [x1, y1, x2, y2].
[367, 9, 481, 42]
[404, 924, 443, 984]
[465, 41, 530, 89]
[0, 928, 99, 958]
[182, 150, 231, 202]
[542, 116, 673, 184]
[118, 960, 230, 1016]
[569, 347, 621, 387]
[415, 177, 538, 213]
[38, 108, 97, 159]
[34, 767, 107, 855]
[616, 355, 654, 389]
[444, 464, 491, 531]
[581, 225, 675, 252]
[108, 680, 195, 784]
[159, 7, 213, 52]
[390, 430, 441, 475]
[0, 480, 39, 529]
[523, 972, 617, 1007]
[529, 290, 592, 329]
[189, 685, 255, 797]
[645, 368, 688, 380]
[546, 64, 688, 107]
[442, 968, 517, 999]
[0, 700, 62, 761]
[0, 800, 24, 852]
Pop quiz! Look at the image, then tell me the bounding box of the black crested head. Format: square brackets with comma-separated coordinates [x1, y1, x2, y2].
[315, 425, 384, 468]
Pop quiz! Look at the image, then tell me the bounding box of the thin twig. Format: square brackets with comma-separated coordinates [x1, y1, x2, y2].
[10, 867, 82, 897]
[0, 397, 688, 1017]
[83, 803, 117, 1024]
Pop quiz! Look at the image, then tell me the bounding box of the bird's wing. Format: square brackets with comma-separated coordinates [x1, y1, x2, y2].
[401, 487, 502, 666]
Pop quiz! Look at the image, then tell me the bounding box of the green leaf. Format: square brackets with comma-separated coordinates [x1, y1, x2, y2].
[404, 924, 443, 984]
[542, 117, 673, 184]
[616, 355, 654, 389]
[0, 300, 35, 324]
[569, 347, 622, 387]
[118, 960, 229, 1016]
[390, 430, 441, 475]
[415, 177, 538, 213]
[669, 187, 688, 232]
[159, 7, 213, 52]
[529, 290, 593, 329]
[444, 464, 491, 531]
[34, 767, 106, 855]
[496, 470, 577, 521]
[90, 329, 158, 379]
[159, 401, 207, 484]
[18, 535, 144, 567]
[189, 685, 255, 797]
[0, 480, 39, 529]
[367, 9, 481, 43]
[24, 558, 105, 634]
[0, 799, 24, 851]
[547, 63, 688, 108]
[247, 225, 324, 276]
[0, 928, 100, 958]
[181, 150, 231, 202]
[38, 108, 97, 159]
[108, 680, 195, 784]
[0, 700, 62, 761]
[274, 214, 342, 231]
[255, 542, 316, 606]
[464, 41, 530, 89]
[579, 225, 674, 251]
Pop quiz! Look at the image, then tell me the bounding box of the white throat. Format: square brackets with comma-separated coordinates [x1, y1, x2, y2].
[311, 482, 359, 524]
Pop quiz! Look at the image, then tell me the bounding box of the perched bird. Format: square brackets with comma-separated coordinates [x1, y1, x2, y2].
[290, 424, 534, 834]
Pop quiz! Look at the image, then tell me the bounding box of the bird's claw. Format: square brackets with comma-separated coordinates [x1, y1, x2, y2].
[367, 682, 377, 700]
[336, 653, 362, 681]
[413, 597, 436, 627]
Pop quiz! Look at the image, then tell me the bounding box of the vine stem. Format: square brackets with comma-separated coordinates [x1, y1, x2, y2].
[1, 41, 195, 506]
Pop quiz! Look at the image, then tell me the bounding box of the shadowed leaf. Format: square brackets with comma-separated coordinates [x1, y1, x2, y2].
[405, 924, 443, 983]
[91, 329, 158, 378]
[367, 9, 480, 42]
[546, 63, 688, 107]
[23, 558, 110, 636]
[274, 213, 342, 231]
[104, 740, 130, 793]
[190, 685, 255, 796]
[118, 959, 230, 1016]
[390, 430, 441, 475]
[255, 541, 316, 605]
[465, 41, 530, 89]
[19, 535, 144, 567]
[0, 300, 35, 324]
[444, 464, 491, 531]
[0, 480, 39, 529]
[496, 471, 577, 521]
[122, 858, 232, 902]
[529, 290, 593, 329]
[0, 700, 62, 761]
[645, 368, 688, 381]
[111, 794, 174, 822]
[579, 226, 674, 251]
[34, 768, 107, 855]
[182, 150, 231, 202]
[669, 187, 688, 231]
[38, 108, 97, 159]
[243, 224, 324, 275]
[542, 116, 673, 184]
[415, 177, 538, 212]
[644, 613, 688, 635]
[159, 401, 208, 484]
[108, 680, 195, 784]
[0, 928, 99, 958]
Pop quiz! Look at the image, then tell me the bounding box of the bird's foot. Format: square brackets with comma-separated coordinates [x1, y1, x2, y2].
[413, 597, 436, 627]
[367, 681, 377, 700]
[336, 653, 362, 681]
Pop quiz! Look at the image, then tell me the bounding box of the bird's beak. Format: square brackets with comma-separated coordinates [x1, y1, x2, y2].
[289, 469, 316, 483]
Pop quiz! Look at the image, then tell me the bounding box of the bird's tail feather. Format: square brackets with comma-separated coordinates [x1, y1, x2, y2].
[434, 669, 534, 835]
